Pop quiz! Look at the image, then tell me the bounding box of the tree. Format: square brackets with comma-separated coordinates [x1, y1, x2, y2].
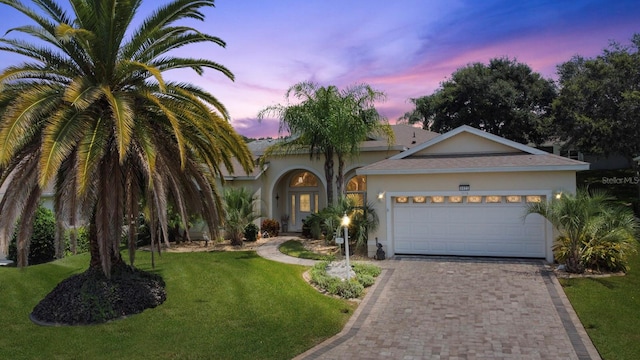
[223, 187, 260, 246]
[402, 57, 556, 145]
[554, 35, 640, 163]
[0, 0, 252, 323]
[258, 81, 393, 204]
[526, 189, 638, 273]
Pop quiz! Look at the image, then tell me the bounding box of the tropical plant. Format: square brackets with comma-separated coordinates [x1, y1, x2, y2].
[258, 81, 393, 204]
[0, 0, 252, 323]
[526, 189, 639, 273]
[349, 201, 380, 252]
[223, 187, 260, 246]
[7, 204, 56, 265]
[0, 0, 252, 272]
[260, 218, 280, 237]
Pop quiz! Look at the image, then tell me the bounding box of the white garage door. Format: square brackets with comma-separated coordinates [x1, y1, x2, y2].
[393, 196, 546, 258]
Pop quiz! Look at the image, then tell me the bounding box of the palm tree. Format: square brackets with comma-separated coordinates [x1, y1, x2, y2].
[526, 189, 638, 273]
[223, 187, 260, 246]
[258, 81, 393, 205]
[0, 0, 253, 279]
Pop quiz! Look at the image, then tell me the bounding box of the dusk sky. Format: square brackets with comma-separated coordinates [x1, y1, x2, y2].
[1, 0, 639, 138]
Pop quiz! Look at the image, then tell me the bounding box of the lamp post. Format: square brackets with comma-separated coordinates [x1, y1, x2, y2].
[341, 213, 351, 280]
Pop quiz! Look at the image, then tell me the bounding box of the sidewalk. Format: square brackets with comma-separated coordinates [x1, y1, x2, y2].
[256, 236, 318, 266]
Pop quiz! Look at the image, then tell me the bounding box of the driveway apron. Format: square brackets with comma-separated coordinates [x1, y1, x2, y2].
[296, 257, 600, 360]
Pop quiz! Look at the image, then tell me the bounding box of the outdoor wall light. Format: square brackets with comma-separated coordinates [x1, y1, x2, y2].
[554, 191, 563, 200]
[377, 191, 385, 201]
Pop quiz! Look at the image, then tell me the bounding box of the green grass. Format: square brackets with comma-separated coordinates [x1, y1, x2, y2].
[561, 249, 640, 360]
[0, 251, 355, 360]
[279, 240, 328, 260]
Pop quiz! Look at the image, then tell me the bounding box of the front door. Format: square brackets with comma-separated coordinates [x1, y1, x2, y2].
[290, 192, 318, 231]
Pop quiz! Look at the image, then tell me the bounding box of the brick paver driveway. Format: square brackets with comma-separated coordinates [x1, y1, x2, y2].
[297, 257, 600, 360]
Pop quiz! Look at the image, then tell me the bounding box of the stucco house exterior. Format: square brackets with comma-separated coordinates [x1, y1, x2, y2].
[226, 124, 589, 262]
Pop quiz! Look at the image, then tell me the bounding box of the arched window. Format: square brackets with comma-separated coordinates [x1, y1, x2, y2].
[346, 175, 366, 206]
[290, 171, 318, 187]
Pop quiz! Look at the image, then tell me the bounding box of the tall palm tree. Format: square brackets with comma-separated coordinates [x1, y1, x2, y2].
[0, 0, 253, 277]
[258, 81, 393, 205]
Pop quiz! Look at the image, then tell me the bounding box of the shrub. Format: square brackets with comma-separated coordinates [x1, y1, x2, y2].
[7, 205, 56, 265]
[309, 261, 380, 299]
[356, 274, 376, 287]
[244, 223, 259, 242]
[261, 218, 280, 237]
[302, 213, 324, 239]
[65, 226, 90, 256]
[331, 279, 364, 299]
[528, 189, 639, 273]
[352, 262, 382, 277]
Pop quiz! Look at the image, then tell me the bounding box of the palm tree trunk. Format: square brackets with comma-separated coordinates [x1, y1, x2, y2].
[88, 220, 123, 271]
[336, 155, 345, 199]
[324, 148, 335, 205]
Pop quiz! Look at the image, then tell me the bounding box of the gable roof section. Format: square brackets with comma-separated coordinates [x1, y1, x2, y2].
[359, 125, 589, 175]
[390, 125, 547, 159]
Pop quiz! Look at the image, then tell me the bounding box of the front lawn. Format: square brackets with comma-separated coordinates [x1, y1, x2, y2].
[562, 250, 640, 360]
[0, 251, 354, 360]
[279, 239, 328, 260]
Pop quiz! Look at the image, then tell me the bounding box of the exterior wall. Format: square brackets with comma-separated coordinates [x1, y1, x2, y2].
[416, 132, 520, 155]
[365, 170, 578, 261]
[254, 148, 401, 224]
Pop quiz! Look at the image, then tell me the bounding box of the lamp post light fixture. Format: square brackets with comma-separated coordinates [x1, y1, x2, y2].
[341, 213, 351, 280]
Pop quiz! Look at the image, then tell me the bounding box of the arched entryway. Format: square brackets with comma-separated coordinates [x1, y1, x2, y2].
[288, 171, 320, 231]
[346, 174, 367, 207]
[273, 170, 325, 232]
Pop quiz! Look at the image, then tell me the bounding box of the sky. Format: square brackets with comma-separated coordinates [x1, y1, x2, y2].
[1, 0, 639, 138]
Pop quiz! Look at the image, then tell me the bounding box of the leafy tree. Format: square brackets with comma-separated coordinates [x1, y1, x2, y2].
[0, 0, 253, 279]
[258, 81, 393, 204]
[554, 35, 640, 165]
[402, 57, 556, 145]
[223, 187, 260, 246]
[526, 189, 638, 273]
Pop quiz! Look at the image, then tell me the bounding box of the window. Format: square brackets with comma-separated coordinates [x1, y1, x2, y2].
[299, 194, 311, 212]
[431, 196, 444, 203]
[506, 195, 522, 203]
[346, 175, 367, 206]
[526, 195, 543, 203]
[486, 196, 502, 203]
[448, 196, 463, 203]
[467, 195, 482, 203]
[395, 196, 408, 203]
[413, 196, 426, 203]
[290, 171, 318, 187]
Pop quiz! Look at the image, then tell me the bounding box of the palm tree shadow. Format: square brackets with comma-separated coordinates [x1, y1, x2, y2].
[234, 252, 260, 260]
[587, 277, 617, 289]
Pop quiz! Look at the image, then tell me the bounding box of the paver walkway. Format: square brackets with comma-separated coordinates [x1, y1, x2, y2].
[258, 238, 601, 359]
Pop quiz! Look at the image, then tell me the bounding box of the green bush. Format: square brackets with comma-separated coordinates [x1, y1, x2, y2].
[309, 261, 380, 299]
[7, 205, 56, 265]
[302, 213, 324, 239]
[352, 262, 382, 277]
[260, 218, 280, 237]
[244, 223, 259, 242]
[357, 274, 376, 287]
[65, 226, 90, 256]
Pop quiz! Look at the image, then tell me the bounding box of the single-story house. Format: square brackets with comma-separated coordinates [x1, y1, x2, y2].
[226, 124, 589, 262]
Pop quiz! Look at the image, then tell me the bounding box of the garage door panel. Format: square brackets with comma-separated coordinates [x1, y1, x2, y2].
[393, 202, 545, 258]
